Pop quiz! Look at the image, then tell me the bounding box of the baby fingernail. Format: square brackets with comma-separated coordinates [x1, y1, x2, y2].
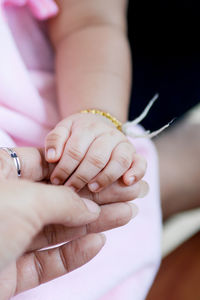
[82, 198, 101, 214]
[88, 182, 100, 192]
[128, 203, 139, 219]
[47, 148, 56, 160]
[127, 175, 136, 185]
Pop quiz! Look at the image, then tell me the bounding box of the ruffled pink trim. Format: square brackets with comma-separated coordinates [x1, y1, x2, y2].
[2, 0, 59, 20]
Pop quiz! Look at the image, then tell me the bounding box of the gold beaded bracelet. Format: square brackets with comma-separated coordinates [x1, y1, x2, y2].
[81, 109, 122, 132]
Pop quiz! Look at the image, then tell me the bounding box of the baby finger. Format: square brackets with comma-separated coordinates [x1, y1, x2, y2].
[65, 131, 126, 191]
[45, 120, 72, 163]
[123, 154, 147, 186]
[88, 141, 133, 192]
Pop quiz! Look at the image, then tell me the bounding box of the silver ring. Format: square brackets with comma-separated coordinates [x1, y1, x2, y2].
[0, 147, 21, 177]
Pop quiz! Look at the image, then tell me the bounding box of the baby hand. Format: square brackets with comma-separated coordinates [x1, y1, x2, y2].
[45, 113, 147, 192]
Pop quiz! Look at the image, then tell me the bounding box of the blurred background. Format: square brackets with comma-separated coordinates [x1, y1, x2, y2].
[127, 1, 200, 299]
[128, 0, 200, 130]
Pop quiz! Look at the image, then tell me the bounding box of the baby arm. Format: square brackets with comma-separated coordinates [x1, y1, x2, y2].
[48, 0, 130, 120]
[45, 0, 147, 192]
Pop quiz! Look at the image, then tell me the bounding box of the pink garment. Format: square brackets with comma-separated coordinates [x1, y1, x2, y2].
[0, 1, 162, 300]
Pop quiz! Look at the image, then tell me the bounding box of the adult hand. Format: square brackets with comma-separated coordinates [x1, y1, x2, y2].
[0, 178, 103, 299]
[0, 147, 139, 298]
[0, 146, 148, 206]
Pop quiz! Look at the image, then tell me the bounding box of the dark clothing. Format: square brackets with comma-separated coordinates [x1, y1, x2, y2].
[128, 0, 200, 130]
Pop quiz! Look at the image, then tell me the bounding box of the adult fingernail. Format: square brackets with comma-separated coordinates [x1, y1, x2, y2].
[128, 203, 139, 219]
[82, 198, 101, 214]
[88, 182, 100, 192]
[99, 233, 106, 245]
[52, 177, 60, 185]
[47, 148, 56, 160]
[138, 182, 149, 198]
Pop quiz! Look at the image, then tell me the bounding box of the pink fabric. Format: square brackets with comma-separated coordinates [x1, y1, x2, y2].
[0, 2, 60, 146]
[0, 2, 162, 300]
[2, 0, 58, 19]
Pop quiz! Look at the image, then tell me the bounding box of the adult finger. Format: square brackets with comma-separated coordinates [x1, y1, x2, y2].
[80, 179, 149, 205]
[0, 147, 52, 182]
[88, 141, 133, 192]
[28, 202, 138, 251]
[15, 234, 105, 295]
[0, 180, 100, 271]
[123, 153, 147, 186]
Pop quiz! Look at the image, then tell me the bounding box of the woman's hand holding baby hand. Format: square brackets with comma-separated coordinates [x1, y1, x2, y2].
[45, 113, 147, 195]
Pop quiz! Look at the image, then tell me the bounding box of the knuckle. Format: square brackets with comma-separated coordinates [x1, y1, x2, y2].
[108, 129, 122, 138]
[87, 121, 107, 133]
[116, 153, 131, 169]
[75, 173, 89, 185]
[109, 129, 118, 136]
[70, 129, 85, 143]
[87, 154, 105, 169]
[99, 171, 115, 185]
[66, 146, 83, 162]
[55, 165, 70, 179]
[87, 121, 99, 130]
[46, 131, 62, 144]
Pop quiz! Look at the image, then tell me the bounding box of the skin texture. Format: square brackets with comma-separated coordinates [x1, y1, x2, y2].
[0, 179, 103, 299]
[45, 0, 147, 193]
[0, 147, 144, 299]
[48, 0, 130, 121]
[45, 113, 147, 192]
[0, 147, 148, 204]
[0, 2, 149, 296]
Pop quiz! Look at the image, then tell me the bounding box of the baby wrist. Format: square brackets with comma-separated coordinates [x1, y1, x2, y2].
[80, 109, 122, 132]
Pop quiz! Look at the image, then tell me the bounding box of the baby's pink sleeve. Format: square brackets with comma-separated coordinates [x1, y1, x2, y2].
[3, 0, 59, 20]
